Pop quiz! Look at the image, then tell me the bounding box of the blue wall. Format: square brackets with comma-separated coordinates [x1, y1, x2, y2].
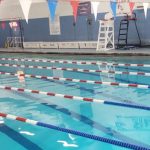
[22, 14, 104, 42]
[0, 9, 150, 48]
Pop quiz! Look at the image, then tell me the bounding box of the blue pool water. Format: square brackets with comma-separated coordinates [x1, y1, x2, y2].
[0, 53, 150, 149]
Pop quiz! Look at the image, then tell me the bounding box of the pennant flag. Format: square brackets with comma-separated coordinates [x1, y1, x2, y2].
[1, 21, 6, 30]
[78, 1, 91, 16]
[110, 1, 117, 17]
[91, 2, 99, 20]
[19, 0, 32, 23]
[48, 0, 58, 22]
[70, 0, 79, 22]
[129, 2, 135, 14]
[143, 3, 149, 18]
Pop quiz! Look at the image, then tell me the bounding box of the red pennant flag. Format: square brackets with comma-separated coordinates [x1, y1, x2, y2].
[70, 0, 79, 22]
[129, 2, 135, 14]
[1, 21, 6, 30]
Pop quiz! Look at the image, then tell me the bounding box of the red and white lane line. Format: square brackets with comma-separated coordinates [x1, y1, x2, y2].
[0, 57, 150, 67]
[0, 112, 38, 125]
[1, 85, 150, 111]
[0, 63, 150, 77]
[0, 71, 149, 89]
[0, 85, 103, 103]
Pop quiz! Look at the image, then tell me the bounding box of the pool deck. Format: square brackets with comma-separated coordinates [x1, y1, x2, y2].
[1, 48, 150, 56]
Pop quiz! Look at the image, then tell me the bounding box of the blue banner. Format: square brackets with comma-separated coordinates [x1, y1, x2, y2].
[110, 1, 117, 18]
[48, 0, 57, 22]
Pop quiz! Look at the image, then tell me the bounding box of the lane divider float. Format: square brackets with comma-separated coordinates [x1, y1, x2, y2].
[1, 57, 150, 68]
[0, 112, 149, 150]
[0, 71, 149, 89]
[0, 85, 150, 111]
[0, 63, 150, 77]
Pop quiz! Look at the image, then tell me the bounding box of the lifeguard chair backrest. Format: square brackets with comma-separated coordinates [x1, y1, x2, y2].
[104, 12, 114, 20]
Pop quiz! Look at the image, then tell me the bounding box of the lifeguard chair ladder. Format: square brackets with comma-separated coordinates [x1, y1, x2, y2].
[117, 13, 141, 49]
[96, 19, 115, 51]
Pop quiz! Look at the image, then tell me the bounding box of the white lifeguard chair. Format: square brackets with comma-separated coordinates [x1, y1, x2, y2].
[96, 13, 115, 51]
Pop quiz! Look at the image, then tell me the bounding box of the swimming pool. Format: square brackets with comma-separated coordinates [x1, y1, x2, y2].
[0, 53, 150, 150]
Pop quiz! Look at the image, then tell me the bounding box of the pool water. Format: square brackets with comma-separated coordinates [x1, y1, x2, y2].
[0, 53, 150, 150]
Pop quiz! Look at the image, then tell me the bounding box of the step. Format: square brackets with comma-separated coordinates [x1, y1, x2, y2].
[120, 22, 128, 24]
[120, 28, 128, 30]
[118, 39, 127, 41]
[119, 34, 127, 36]
[121, 19, 128, 22]
[98, 38, 106, 40]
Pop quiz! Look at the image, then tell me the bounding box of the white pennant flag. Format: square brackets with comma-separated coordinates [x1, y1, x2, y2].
[143, 3, 149, 18]
[19, 0, 32, 23]
[91, 2, 100, 20]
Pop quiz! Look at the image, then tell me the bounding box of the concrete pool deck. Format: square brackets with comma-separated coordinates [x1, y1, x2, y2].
[1, 48, 150, 56]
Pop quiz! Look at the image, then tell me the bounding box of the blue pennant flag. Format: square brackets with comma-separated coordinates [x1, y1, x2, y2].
[110, 1, 117, 18]
[48, 0, 58, 22]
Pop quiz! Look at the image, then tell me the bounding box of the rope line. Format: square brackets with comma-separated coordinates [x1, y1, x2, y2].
[0, 63, 150, 77]
[0, 85, 150, 111]
[0, 71, 150, 89]
[0, 112, 149, 150]
[1, 57, 150, 68]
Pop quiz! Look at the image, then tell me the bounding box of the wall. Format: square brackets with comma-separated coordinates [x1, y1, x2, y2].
[22, 14, 103, 42]
[0, 13, 104, 47]
[0, 1, 150, 47]
[0, 9, 150, 48]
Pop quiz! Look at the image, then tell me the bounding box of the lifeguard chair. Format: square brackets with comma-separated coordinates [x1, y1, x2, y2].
[117, 13, 141, 49]
[96, 13, 115, 51]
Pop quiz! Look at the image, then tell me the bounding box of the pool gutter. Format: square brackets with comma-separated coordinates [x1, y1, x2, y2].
[1, 48, 150, 56]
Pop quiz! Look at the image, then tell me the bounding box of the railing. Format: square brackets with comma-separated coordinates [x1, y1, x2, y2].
[5, 37, 24, 48]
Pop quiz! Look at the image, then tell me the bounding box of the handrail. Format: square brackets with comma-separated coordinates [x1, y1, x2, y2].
[6, 37, 24, 48]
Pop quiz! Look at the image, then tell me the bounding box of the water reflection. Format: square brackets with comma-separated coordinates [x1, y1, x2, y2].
[116, 116, 150, 131]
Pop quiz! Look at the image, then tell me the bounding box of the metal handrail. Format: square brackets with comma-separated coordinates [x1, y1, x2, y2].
[6, 37, 24, 48]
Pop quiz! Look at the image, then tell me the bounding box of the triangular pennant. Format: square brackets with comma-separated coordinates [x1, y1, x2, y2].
[143, 3, 149, 18]
[110, 1, 117, 17]
[19, 0, 32, 23]
[70, 0, 79, 22]
[48, 0, 58, 22]
[91, 2, 100, 20]
[129, 2, 135, 14]
[1, 21, 6, 30]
